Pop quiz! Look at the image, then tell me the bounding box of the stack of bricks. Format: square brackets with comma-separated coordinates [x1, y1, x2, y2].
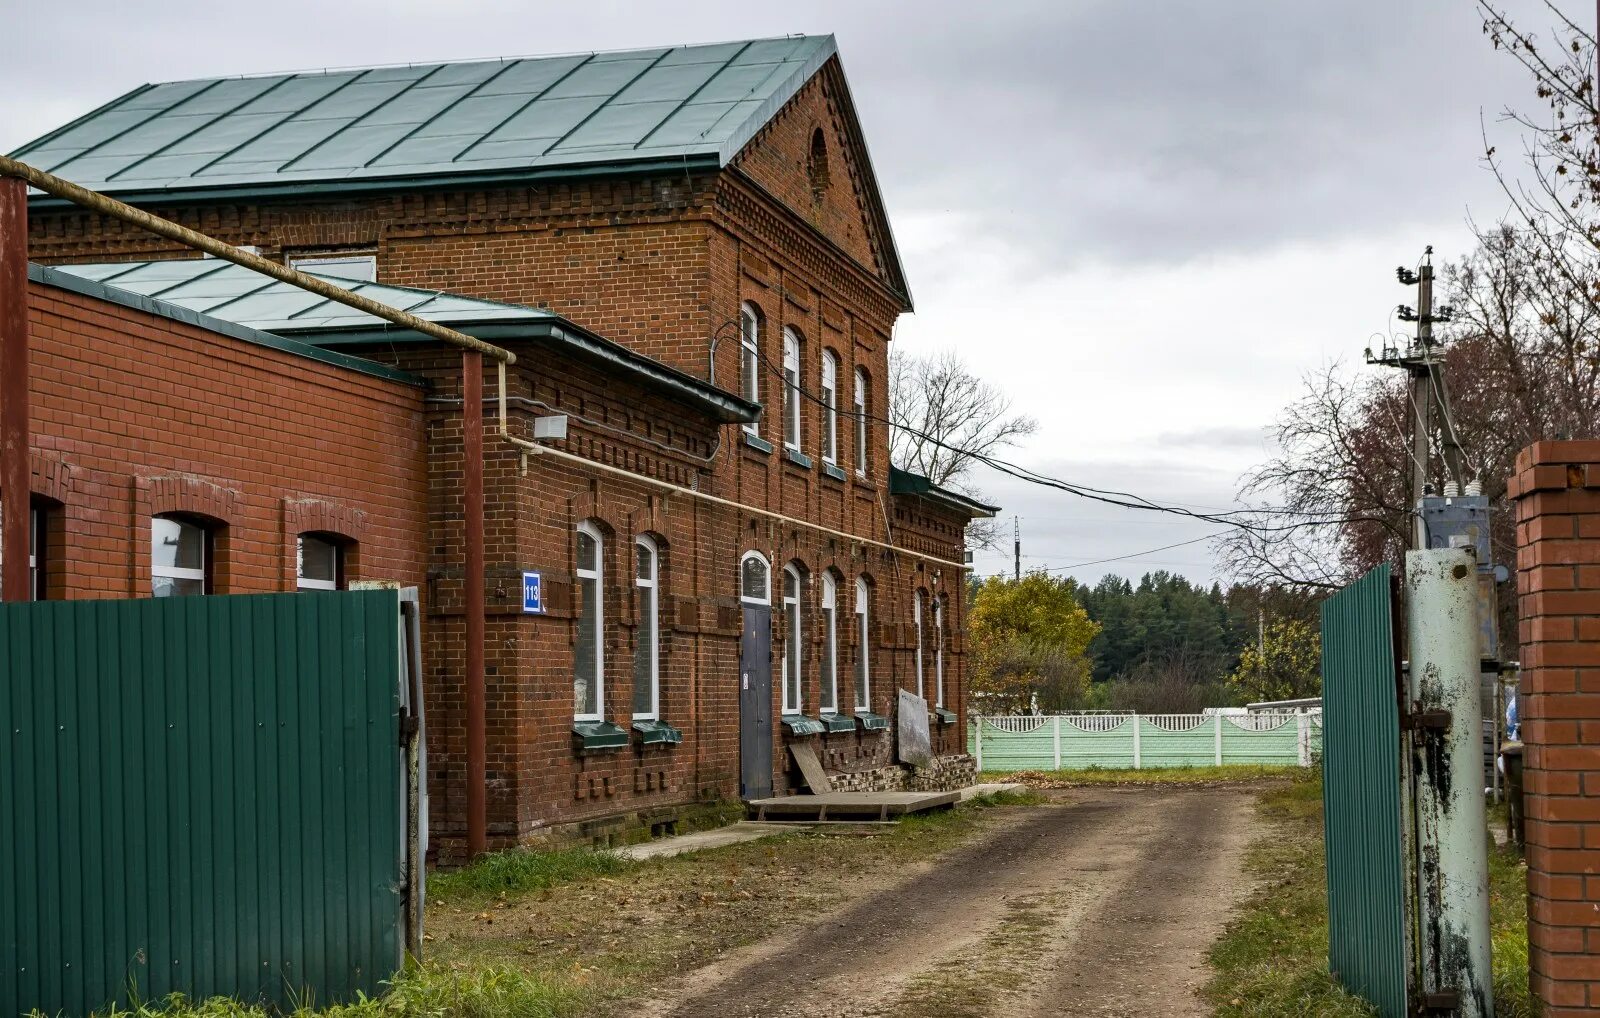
[1509, 439, 1600, 1015]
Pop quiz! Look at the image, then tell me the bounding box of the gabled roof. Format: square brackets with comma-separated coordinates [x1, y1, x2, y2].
[889, 466, 1000, 520]
[12, 37, 838, 201]
[46, 259, 758, 423]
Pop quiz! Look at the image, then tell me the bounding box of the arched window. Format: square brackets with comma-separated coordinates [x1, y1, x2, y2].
[853, 367, 869, 477]
[935, 596, 946, 708]
[781, 564, 804, 714]
[854, 576, 871, 710]
[151, 515, 210, 597]
[820, 572, 839, 713]
[808, 127, 831, 196]
[782, 328, 802, 450]
[914, 590, 926, 701]
[739, 302, 761, 434]
[575, 521, 604, 720]
[296, 533, 345, 591]
[740, 551, 770, 605]
[633, 535, 660, 720]
[821, 351, 839, 466]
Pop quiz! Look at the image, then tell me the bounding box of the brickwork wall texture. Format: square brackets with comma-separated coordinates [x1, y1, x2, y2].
[21, 279, 428, 604]
[23, 60, 977, 851]
[1510, 439, 1600, 1016]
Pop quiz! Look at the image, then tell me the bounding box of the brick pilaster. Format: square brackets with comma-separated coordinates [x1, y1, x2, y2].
[1510, 439, 1600, 1016]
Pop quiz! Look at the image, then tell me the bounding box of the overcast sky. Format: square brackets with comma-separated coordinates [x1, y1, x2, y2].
[0, 1, 1553, 585]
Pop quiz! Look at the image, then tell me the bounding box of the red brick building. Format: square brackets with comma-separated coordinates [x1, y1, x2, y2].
[13, 36, 993, 853]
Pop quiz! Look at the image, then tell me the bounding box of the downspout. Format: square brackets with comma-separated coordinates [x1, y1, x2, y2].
[0, 157, 513, 860]
[0, 177, 26, 603]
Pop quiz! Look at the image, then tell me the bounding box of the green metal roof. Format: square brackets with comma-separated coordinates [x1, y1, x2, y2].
[46, 259, 758, 423]
[12, 37, 836, 198]
[30, 263, 424, 387]
[888, 465, 1000, 519]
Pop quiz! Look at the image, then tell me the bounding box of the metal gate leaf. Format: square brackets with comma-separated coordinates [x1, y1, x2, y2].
[1321, 564, 1409, 1016]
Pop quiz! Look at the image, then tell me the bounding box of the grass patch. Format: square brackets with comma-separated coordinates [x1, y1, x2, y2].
[34, 965, 585, 1018]
[429, 845, 636, 901]
[998, 764, 1302, 788]
[1204, 773, 1532, 1017]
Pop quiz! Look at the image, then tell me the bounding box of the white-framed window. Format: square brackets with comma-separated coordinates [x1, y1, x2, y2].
[914, 590, 926, 701]
[782, 327, 802, 450]
[853, 368, 868, 477]
[152, 515, 208, 597]
[28, 504, 40, 601]
[821, 351, 839, 465]
[820, 572, 838, 713]
[854, 576, 871, 710]
[740, 551, 771, 605]
[781, 564, 804, 714]
[296, 534, 342, 591]
[290, 253, 377, 281]
[935, 596, 946, 707]
[740, 303, 761, 433]
[633, 535, 660, 720]
[1, 500, 45, 600]
[575, 521, 604, 720]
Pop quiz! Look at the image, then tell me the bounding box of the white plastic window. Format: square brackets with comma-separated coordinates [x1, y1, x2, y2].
[782, 565, 804, 714]
[853, 368, 868, 477]
[854, 577, 871, 710]
[633, 536, 659, 720]
[820, 572, 838, 713]
[821, 351, 839, 465]
[740, 303, 761, 433]
[740, 551, 770, 605]
[782, 328, 802, 450]
[151, 516, 207, 598]
[1, 502, 43, 600]
[297, 534, 341, 591]
[914, 591, 926, 701]
[575, 522, 604, 720]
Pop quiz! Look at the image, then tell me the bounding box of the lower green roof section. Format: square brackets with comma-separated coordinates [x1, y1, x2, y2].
[855, 712, 890, 732]
[573, 720, 629, 750]
[781, 715, 826, 736]
[632, 719, 683, 745]
[818, 713, 856, 734]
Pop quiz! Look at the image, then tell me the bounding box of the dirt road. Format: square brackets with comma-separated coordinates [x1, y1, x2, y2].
[648, 785, 1263, 1018]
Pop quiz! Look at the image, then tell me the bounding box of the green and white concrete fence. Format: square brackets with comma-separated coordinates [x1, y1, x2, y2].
[968, 712, 1322, 772]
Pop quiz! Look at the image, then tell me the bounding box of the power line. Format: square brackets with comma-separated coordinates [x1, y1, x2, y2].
[1027, 532, 1225, 572]
[741, 335, 1385, 537]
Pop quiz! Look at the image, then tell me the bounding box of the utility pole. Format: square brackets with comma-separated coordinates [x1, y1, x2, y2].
[1368, 247, 1468, 549]
[1013, 516, 1021, 581]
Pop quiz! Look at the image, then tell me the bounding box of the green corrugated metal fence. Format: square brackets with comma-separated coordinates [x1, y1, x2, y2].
[1321, 564, 1410, 1017]
[1, 590, 406, 1017]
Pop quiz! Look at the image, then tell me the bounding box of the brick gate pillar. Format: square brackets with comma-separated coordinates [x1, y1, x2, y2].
[1510, 439, 1600, 1016]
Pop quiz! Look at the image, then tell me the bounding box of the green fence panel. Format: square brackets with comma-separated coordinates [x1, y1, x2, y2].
[1138, 718, 1216, 768]
[1320, 564, 1409, 1017]
[0, 590, 404, 1018]
[1059, 718, 1136, 768]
